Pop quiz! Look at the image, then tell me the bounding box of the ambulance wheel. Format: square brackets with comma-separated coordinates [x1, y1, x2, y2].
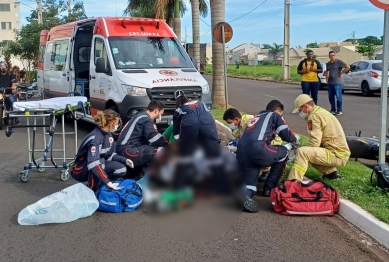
[5, 126, 13, 137]
[20, 171, 29, 182]
[60, 170, 70, 181]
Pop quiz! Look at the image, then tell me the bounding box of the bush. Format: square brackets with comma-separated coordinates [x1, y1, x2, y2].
[26, 70, 37, 83]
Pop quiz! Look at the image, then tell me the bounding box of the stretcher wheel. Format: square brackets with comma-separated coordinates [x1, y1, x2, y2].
[37, 166, 45, 172]
[5, 126, 13, 137]
[20, 171, 29, 182]
[60, 170, 70, 181]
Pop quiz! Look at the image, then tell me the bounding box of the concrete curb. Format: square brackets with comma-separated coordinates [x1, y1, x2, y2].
[338, 199, 389, 249]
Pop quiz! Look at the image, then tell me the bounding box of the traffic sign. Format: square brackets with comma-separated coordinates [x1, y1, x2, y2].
[370, 0, 389, 10]
[212, 22, 233, 44]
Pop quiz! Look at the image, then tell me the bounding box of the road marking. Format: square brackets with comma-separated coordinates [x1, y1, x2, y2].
[264, 94, 278, 98]
[236, 88, 244, 91]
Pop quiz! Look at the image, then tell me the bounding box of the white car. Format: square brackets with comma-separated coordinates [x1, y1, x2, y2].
[318, 62, 327, 90]
[342, 60, 388, 96]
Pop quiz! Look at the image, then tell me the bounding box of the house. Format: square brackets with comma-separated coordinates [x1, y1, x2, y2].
[227, 43, 262, 65]
[0, 0, 25, 68]
[277, 46, 369, 66]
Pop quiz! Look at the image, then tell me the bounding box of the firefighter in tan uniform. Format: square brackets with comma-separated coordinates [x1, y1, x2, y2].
[223, 108, 282, 181]
[288, 94, 350, 181]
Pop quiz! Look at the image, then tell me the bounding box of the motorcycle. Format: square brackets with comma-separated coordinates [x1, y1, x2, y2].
[17, 79, 42, 101]
[0, 87, 13, 130]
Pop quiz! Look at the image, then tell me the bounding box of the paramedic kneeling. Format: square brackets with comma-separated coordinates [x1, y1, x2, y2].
[116, 100, 168, 170]
[72, 109, 134, 191]
[236, 100, 299, 213]
[287, 94, 350, 182]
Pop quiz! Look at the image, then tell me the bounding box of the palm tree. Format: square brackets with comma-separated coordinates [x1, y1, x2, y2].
[210, 0, 225, 108]
[124, 0, 208, 42]
[191, 0, 200, 70]
[268, 43, 283, 60]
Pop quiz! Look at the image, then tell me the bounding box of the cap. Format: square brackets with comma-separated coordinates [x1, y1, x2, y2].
[292, 94, 313, 113]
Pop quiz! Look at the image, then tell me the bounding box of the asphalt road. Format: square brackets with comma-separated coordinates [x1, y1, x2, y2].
[204, 75, 389, 138]
[1, 79, 389, 261]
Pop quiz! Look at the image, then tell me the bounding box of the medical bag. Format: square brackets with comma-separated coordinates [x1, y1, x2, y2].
[95, 179, 143, 213]
[270, 180, 340, 216]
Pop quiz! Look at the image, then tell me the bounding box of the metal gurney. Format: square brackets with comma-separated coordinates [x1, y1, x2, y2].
[5, 97, 90, 182]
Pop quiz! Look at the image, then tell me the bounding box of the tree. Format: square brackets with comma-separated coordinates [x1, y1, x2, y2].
[306, 42, 319, 48]
[268, 43, 283, 59]
[262, 44, 271, 49]
[356, 44, 376, 59]
[124, 0, 208, 41]
[210, 0, 226, 108]
[192, 0, 200, 70]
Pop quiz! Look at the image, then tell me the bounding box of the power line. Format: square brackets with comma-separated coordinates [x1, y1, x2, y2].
[233, 7, 284, 30]
[200, 18, 210, 27]
[228, 0, 268, 23]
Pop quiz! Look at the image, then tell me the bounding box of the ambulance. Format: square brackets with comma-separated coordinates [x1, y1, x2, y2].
[37, 17, 211, 126]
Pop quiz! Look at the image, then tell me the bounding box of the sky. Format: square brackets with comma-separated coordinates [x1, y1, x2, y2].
[18, 0, 387, 49]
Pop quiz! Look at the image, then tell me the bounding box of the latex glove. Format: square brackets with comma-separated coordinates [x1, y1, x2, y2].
[126, 159, 134, 168]
[227, 145, 237, 152]
[295, 134, 301, 142]
[283, 143, 292, 151]
[107, 181, 121, 190]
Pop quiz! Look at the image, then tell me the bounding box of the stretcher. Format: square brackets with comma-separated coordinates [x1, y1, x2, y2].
[5, 97, 90, 182]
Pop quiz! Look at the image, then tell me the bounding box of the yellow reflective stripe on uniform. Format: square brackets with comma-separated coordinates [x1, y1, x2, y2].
[335, 150, 351, 159]
[291, 163, 306, 174]
[326, 150, 332, 164]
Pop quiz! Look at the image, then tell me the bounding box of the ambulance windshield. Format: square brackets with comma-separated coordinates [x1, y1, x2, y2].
[108, 37, 194, 69]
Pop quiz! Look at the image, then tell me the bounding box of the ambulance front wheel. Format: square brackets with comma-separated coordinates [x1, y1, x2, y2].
[60, 170, 70, 181]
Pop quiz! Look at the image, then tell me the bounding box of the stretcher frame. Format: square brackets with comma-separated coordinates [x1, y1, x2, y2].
[5, 100, 90, 182]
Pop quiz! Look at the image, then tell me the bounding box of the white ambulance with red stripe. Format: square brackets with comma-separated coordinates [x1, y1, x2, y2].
[37, 17, 211, 126]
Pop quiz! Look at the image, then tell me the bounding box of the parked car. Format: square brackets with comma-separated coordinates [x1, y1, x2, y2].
[318, 62, 327, 90]
[342, 60, 388, 96]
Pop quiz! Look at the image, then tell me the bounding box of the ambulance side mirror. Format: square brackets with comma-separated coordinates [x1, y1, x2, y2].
[191, 57, 198, 70]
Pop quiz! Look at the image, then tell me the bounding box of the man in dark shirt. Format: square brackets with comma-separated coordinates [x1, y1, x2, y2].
[0, 61, 19, 125]
[325, 51, 350, 115]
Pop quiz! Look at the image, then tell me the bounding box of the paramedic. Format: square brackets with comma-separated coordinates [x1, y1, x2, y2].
[223, 108, 283, 182]
[287, 94, 350, 181]
[0, 61, 19, 125]
[72, 109, 134, 191]
[236, 100, 299, 213]
[116, 100, 168, 170]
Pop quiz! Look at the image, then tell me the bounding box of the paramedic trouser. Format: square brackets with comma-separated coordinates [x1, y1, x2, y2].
[261, 135, 283, 174]
[236, 141, 288, 198]
[287, 147, 349, 181]
[117, 145, 159, 168]
[71, 160, 127, 191]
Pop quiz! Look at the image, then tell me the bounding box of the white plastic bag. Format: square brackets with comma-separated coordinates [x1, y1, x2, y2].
[18, 183, 99, 226]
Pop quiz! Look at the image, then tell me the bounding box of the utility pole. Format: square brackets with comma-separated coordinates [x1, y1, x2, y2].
[37, 0, 43, 24]
[283, 0, 290, 80]
[67, 0, 71, 16]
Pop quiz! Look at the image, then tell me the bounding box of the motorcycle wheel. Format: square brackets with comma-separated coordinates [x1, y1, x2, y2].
[0, 107, 3, 130]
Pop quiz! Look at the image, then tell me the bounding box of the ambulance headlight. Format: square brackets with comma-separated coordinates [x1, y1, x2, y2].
[202, 83, 210, 94]
[121, 84, 147, 96]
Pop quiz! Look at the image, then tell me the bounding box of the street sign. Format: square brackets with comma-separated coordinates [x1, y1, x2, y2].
[370, 0, 389, 10]
[212, 22, 233, 44]
[370, 0, 389, 164]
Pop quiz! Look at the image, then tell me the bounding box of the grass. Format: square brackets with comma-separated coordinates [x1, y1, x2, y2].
[212, 107, 389, 224]
[205, 64, 301, 82]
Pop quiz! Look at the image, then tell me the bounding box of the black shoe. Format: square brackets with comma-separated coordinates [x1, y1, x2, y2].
[262, 186, 270, 197]
[14, 119, 21, 125]
[325, 171, 341, 180]
[243, 196, 259, 213]
[258, 172, 269, 182]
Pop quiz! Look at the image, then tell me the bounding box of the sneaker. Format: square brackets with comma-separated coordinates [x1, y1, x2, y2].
[336, 111, 343, 115]
[243, 196, 259, 213]
[331, 111, 337, 115]
[325, 171, 341, 180]
[14, 119, 21, 125]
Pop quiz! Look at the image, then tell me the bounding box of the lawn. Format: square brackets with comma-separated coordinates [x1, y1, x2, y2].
[212, 107, 389, 224]
[205, 64, 301, 82]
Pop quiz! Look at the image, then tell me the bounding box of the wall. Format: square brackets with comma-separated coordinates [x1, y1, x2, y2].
[0, 1, 21, 41]
[332, 46, 369, 64]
